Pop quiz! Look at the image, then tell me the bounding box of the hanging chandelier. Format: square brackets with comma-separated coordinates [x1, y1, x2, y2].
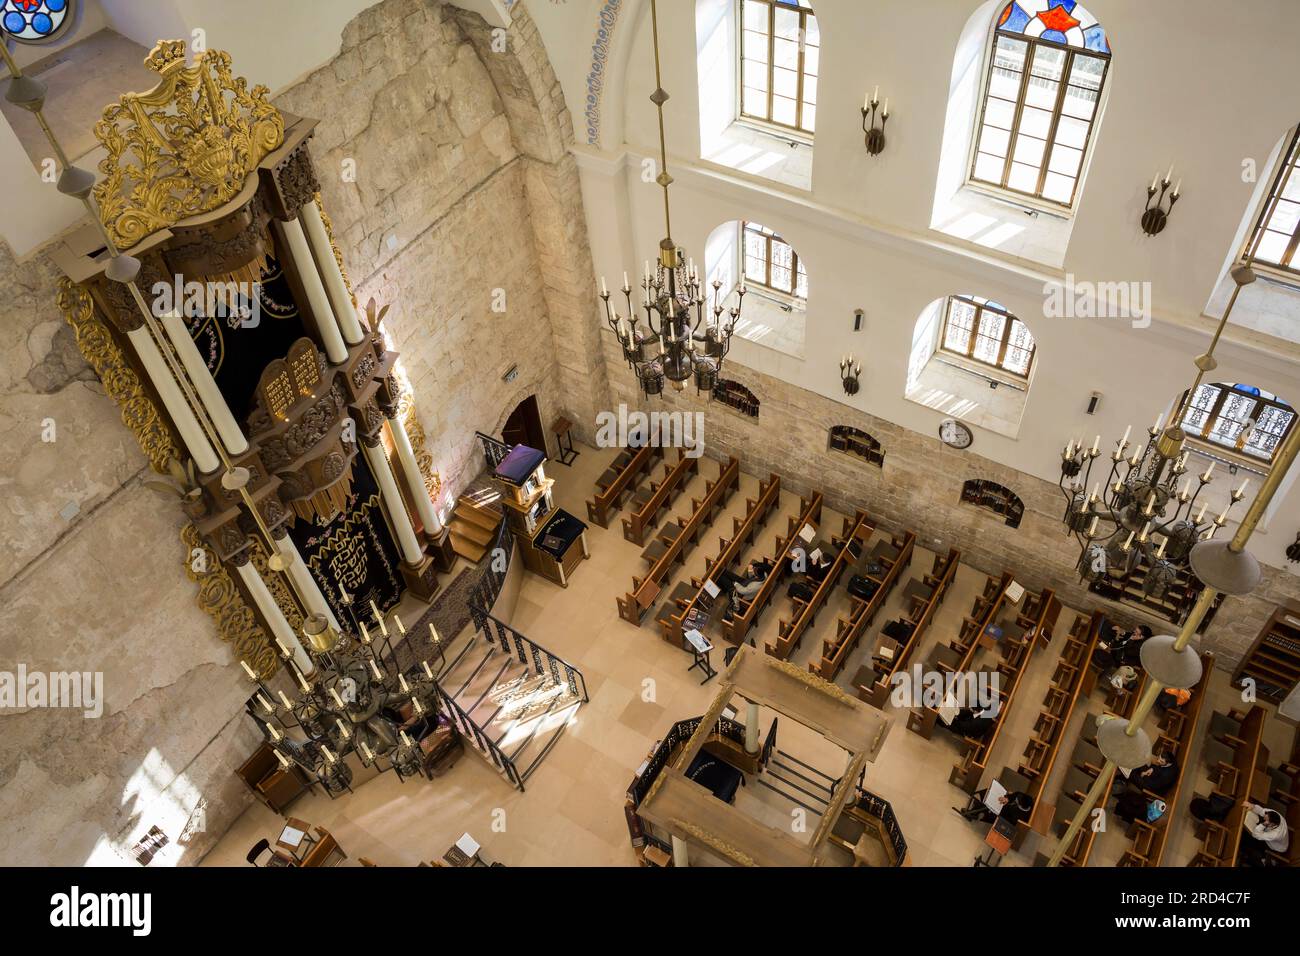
[1058, 263, 1257, 616]
[600, 0, 742, 397]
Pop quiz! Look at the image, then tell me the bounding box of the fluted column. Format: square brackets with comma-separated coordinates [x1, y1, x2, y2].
[159, 311, 249, 455]
[124, 325, 219, 473]
[361, 436, 423, 564]
[745, 702, 760, 754]
[388, 414, 443, 535]
[274, 217, 348, 364]
[234, 557, 313, 674]
[273, 530, 341, 632]
[300, 201, 364, 345]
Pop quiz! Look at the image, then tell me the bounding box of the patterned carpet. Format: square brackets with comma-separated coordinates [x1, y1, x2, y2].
[392, 565, 479, 672]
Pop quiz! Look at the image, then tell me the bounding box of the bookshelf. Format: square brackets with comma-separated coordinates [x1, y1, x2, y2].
[829, 425, 885, 468]
[712, 379, 759, 418]
[960, 479, 1024, 529]
[1232, 600, 1300, 705]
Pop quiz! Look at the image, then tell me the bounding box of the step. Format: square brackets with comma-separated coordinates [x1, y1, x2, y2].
[762, 765, 833, 809]
[449, 518, 496, 548]
[756, 776, 825, 815]
[454, 497, 504, 532]
[450, 529, 490, 563]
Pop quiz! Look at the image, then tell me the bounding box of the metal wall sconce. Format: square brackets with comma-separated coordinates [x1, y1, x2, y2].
[1141, 165, 1181, 236]
[840, 354, 861, 396]
[1287, 532, 1300, 564]
[861, 86, 889, 156]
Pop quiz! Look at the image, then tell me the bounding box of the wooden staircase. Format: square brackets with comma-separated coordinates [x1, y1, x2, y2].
[448, 488, 504, 562]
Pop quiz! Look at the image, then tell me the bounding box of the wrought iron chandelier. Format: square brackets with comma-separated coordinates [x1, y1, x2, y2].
[243, 596, 443, 795]
[600, 0, 742, 397]
[1058, 263, 1257, 614]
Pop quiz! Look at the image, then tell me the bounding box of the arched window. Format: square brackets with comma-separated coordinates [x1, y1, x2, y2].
[829, 426, 884, 468]
[970, 1, 1110, 207]
[1, 0, 77, 43]
[1244, 125, 1300, 275]
[739, 0, 818, 136]
[713, 379, 760, 417]
[1178, 383, 1297, 465]
[742, 221, 808, 300]
[939, 295, 1036, 377]
[961, 479, 1024, 528]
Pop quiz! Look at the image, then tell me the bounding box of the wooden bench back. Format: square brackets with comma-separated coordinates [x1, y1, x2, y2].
[720, 492, 823, 645]
[586, 445, 662, 527]
[621, 451, 698, 545]
[766, 510, 874, 661]
[1189, 705, 1269, 867]
[814, 530, 916, 680]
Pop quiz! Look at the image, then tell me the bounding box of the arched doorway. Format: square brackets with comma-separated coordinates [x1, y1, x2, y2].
[502, 394, 546, 454]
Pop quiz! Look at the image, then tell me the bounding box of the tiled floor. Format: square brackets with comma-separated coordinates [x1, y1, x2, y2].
[204, 441, 1298, 867]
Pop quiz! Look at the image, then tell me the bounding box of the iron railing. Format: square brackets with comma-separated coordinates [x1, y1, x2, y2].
[475, 430, 513, 470]
[437, 685, 524, 790]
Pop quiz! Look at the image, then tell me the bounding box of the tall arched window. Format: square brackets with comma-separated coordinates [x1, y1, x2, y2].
[739, 0, 818, 136]
[1179, 383, 1297, 465]
[1244, 125, 1300, 275]
[939, 295, 1036, 377]
[970, 1, 1110, 208]
[742, 221, 808, 300]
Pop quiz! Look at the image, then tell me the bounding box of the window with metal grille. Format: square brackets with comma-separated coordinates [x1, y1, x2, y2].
[739, 0, 818, 136]
[1244, 125, 1300, 274]
[1179, 383, 1296, 465]
[969, 2, 1110, 208]
[741, 221, 807, 299]
[939, 295, 1036, 378]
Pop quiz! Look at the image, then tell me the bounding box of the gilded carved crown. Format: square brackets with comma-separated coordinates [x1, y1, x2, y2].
[93, 40, 286, 250]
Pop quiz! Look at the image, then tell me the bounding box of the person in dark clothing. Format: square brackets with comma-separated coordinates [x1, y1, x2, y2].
[957, 788, 1033, 825]
[947, 705, 997, 740]
[1128, 752, 1179, 795]
[807, 551, 833, 583]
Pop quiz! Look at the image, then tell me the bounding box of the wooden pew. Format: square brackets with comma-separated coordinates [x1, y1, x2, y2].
[857, 549, 959, 709]
[1116, 651, 1213, 867]
[720, 492, 823, 646]
[586, 445, 662, 528]
[950, 587, 1061, 792]
[766, 510, 874, 661]
[1188, 705, 1270, 867]
[906, 571, 1014, 739]
[660, 474, 782, 647]
[620, 451, 699, 546]
[814, 530, 916, 680]
[616, 457, 740, 628]
[1052, 673, 1149, 867]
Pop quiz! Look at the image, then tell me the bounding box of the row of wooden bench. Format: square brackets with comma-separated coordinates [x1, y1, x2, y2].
[856, 548, 960, 709]
[1189, 704, 1272, 866]
[586, 445, 662, 528]
[813, 531, 916, 681]
[621, 451, 698, 546]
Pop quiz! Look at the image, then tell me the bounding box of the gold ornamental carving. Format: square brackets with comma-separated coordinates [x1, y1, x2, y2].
[249, 537, 305, 636]
[670, 819, 758, 867]
[93, 40, 286, 250]
[181, 525, 279, 678]
[57, 278, 179, 474]
[764, 653, 855, 706]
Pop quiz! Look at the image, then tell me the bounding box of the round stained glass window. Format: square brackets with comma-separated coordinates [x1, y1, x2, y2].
[1, 0, 76, 44]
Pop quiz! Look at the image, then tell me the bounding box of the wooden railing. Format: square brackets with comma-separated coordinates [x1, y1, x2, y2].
[660, 474, 782, 647]
[950, 587, 1060, 793]
[858, 549, 959, 709]
[813, 530, 915, 680]
[1117, 651, 1213, 866]
[720, 492, 822, 646]
[1189, 705, 1270, 867]
[766, 510, 874, 661]
[621, 451, 699, 546]
[616, 456, 740, 626]
[586, 445, 662, 528]
[907, 571, 1014, 738]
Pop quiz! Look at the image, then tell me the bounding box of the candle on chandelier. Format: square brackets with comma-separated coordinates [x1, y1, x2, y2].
[360, 621, 372, 644]
[240, 660, 258, 681]
[882, 98, 889, 118]
[873, 84, 880, 105]
[1201, 462, 1215, 482]
[360, 741, 375, 762]
[1195, 502, 1209, 523]
[274, 749, 291, 770]
[1150, 171, 1159, 191]
[1091, 435, 1100, 455]
[1122, 530, 1135, 552]
[1121, 425, 1131, 447]
[369, 659, 383, 680]
[1155, 536, 1168, 559]
[257, 693, 275, 714]
[330, 686, 345, 708]
[1178, 478, 1190, 501]
[400, 730, 413, 748]
[1172, 179, 1182, 198]
[1216, 505, 1230, 526]
[1236, 478, 1250, 499]
[292, 664, 311, 694]
[395, 615, 406, 636]
[601, 276, 608, 296]
[278, 690, 294, 710]
[321, 744, 336, 764]
[1138, 520, 1152, 543]
[1089, 483, 1099, 504]
[339, 585, 350, 604]
[1165, 164, 1174, 184]
[1143, 492, 1157, 515]
[267, 722, 281, 741]
[412, 696, 424, 715]
[335, 718, 351, 739]
[399, 674, 410, 693]
[623, 271, 630, 291]
[1087, 515, 1099, 537]
[1152, 413, 1163, 433]
[429, 622, 440, 646]
[423, 660, 434, 679]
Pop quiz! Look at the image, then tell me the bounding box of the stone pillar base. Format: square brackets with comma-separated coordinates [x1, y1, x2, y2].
[425, 528, 458, 573]
[401, 553, 440, 602]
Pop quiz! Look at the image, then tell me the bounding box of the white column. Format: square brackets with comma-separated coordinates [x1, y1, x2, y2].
[275, 217, 348, 364]
[300, 201, 364, 345]
[362, 440, 424, 564]
[388, 415, 442, 535]
[125, 325, 220, 473]
[671, 835, 690, 868]
[275, 534, 341, 632]
[235, 560, 314, 674]
[159, 312, 249, 455]
[745, 701, 760, 754]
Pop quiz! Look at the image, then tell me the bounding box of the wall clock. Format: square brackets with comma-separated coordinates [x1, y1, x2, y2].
[939, 418, 973, 450]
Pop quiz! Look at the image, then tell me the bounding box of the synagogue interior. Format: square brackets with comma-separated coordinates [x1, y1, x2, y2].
[3, 0, 1300, 875]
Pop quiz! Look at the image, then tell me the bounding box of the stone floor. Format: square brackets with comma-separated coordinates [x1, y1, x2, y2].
[204, 440, 1298, 867]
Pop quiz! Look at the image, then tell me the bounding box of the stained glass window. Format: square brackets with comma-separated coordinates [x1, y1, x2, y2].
[1179, 383, 1296, 464]
[741, 221, 807, 299]
[1, 0, 75, 44]
[971, 2, 1110, 207]
[1245, 125, 1300, 273]
[940, 295, 1035, 377]
[739, 0, 818, 135]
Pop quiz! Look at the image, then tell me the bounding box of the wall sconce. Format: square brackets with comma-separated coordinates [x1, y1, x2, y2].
[861, 86, 889, 156]
[1287, 532, 1300, 564]
[840, 354, 861, 396]
[1141, 165, 1181, 236]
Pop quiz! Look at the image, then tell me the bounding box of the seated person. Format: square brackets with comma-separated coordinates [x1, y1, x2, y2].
[783, 545, 808, 578]
[1128, 752, 1179, 796]
[1114, 790, 1165, 826]
[1156, 686, 1192, 711]
[1101, 624, 1153, 669]
[947, 704, 997, 740]
[1103, 664, 1141, 696]
[1241, 805, 1289, 866]
[957, 787, 1034, 825]
[806, 550, 833, 584]
[717, 560, 773, 603]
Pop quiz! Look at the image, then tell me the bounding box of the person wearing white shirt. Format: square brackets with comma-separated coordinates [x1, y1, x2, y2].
[1242, 804, 1289, 864]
